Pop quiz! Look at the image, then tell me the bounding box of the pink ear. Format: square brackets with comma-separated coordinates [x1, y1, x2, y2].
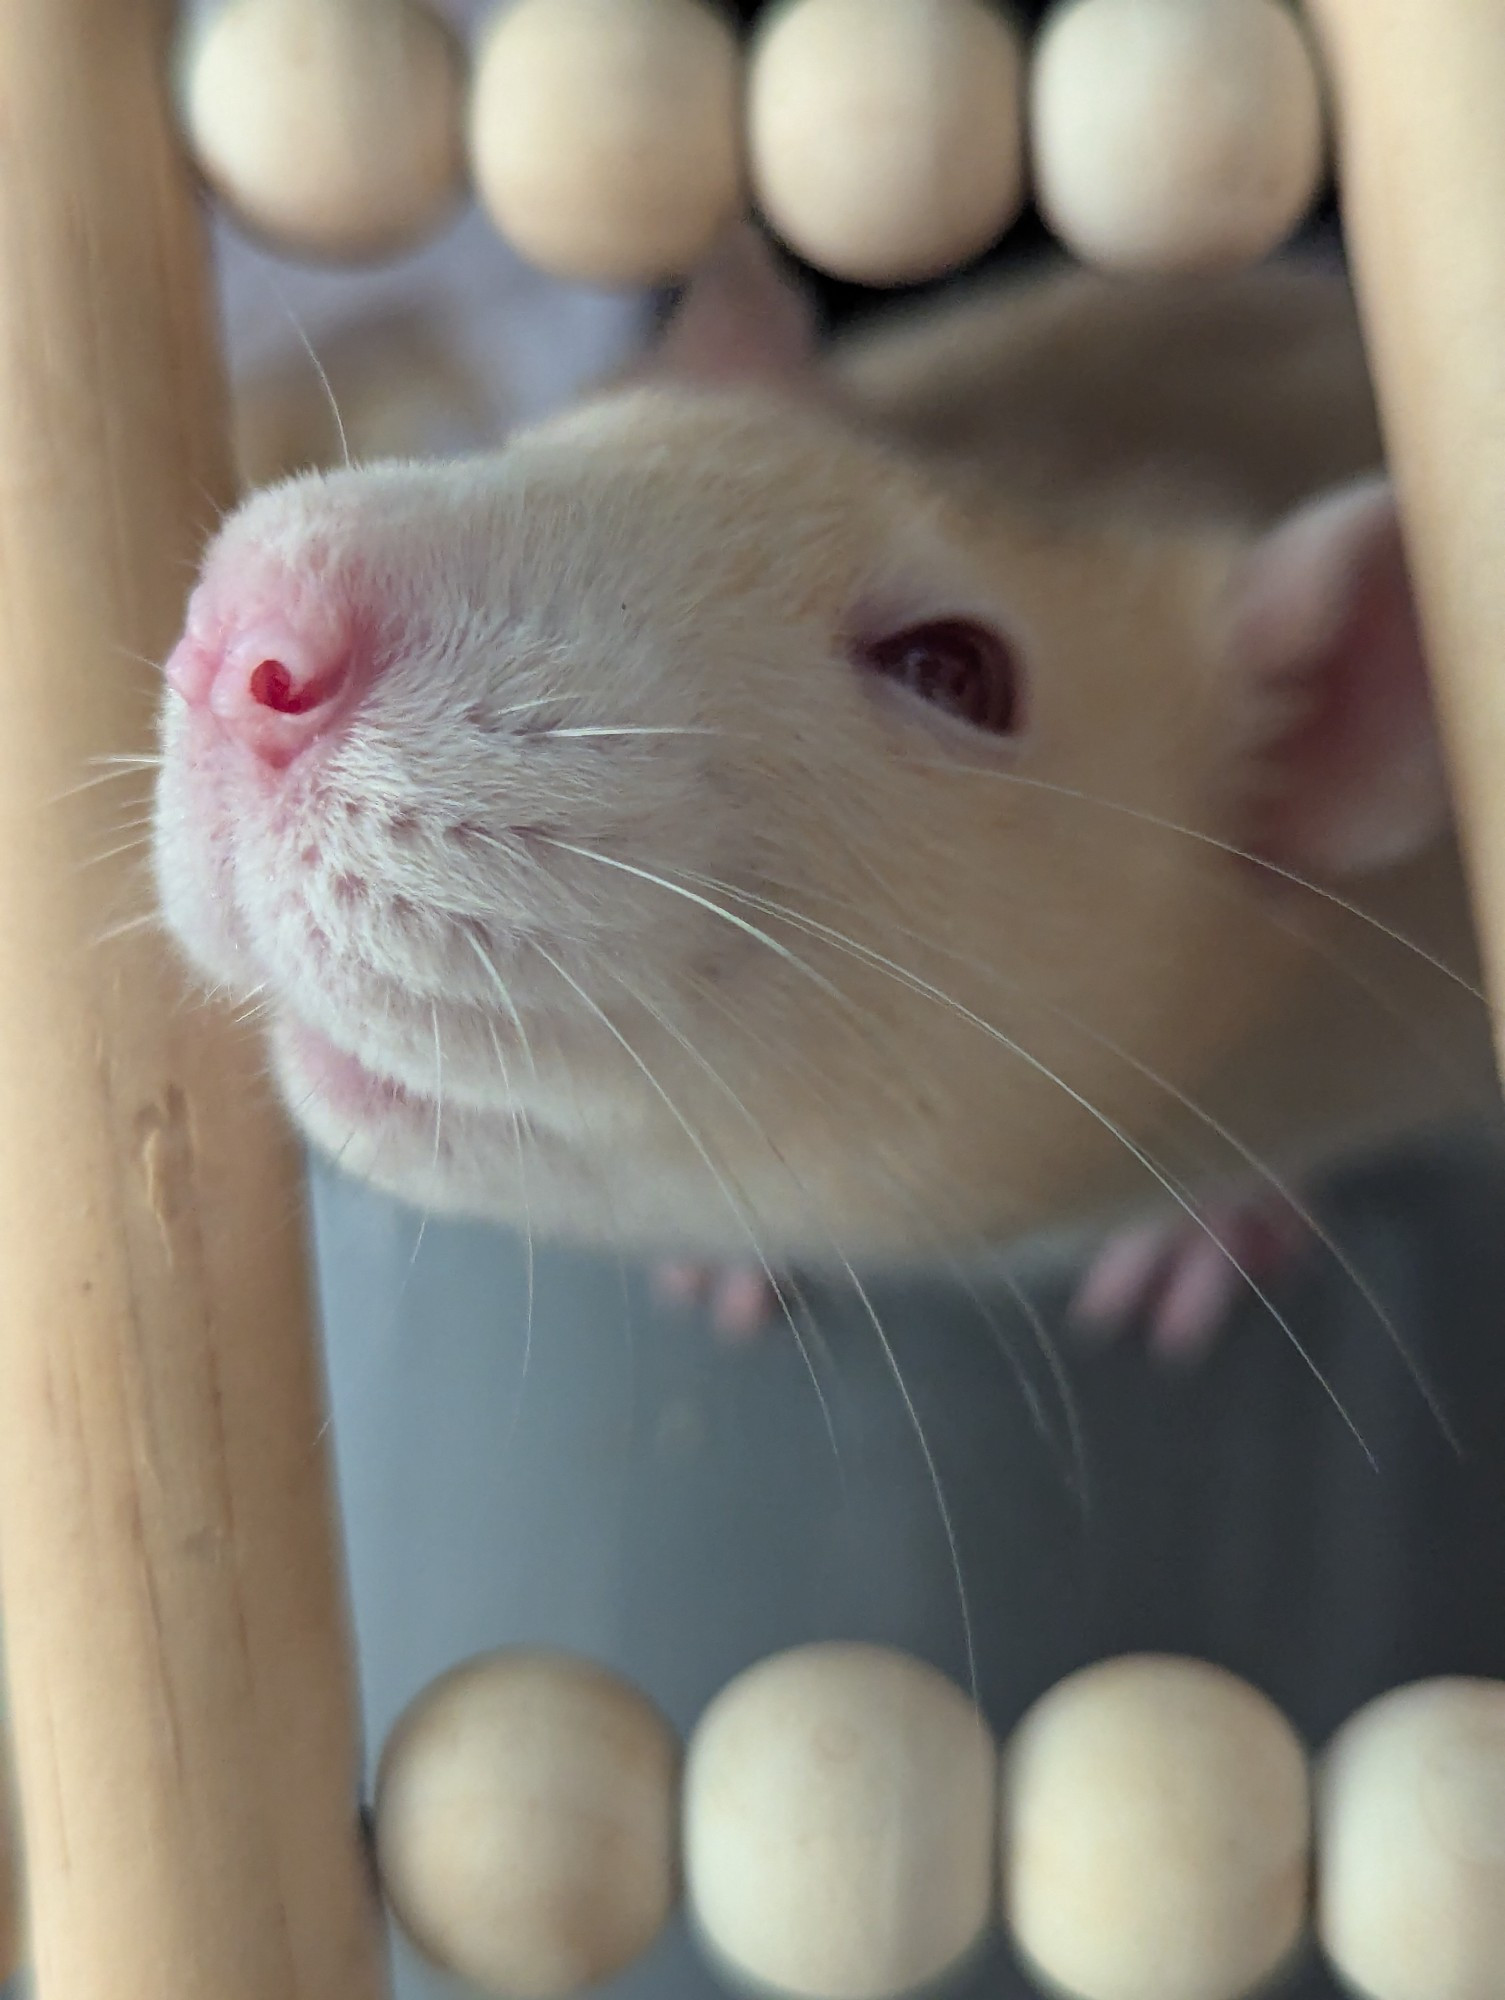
[1229, 478, 1449, 879]
[649, 224, 821, 389]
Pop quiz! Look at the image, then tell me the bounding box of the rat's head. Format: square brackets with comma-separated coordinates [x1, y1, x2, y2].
[154, 237, 1448, 1264]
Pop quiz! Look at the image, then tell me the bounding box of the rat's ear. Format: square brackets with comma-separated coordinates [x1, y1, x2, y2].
[649, 224, 821, 389]
[1229, 476, 1449, 879]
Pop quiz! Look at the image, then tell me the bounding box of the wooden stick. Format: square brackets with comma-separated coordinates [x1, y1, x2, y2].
[1305, 0, 1505, 1079]
[0, 5, 391, 1996]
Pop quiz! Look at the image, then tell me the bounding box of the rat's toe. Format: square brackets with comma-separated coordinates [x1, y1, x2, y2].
[710, 1268, 783, 1342]
[1072, 1196, 1310, 1362]
[652, 1260, 783, 1342]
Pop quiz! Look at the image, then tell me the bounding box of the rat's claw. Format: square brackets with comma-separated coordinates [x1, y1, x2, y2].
[1069, 1197, 1308, 1363]
[651, 1261, 783, 1342]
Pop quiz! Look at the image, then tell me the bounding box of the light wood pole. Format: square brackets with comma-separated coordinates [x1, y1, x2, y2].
[0, 3, 392, 1994]
[1307, 1, 1505, 1082]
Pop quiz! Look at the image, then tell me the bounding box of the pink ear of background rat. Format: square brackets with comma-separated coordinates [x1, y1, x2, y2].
[1232, 479, 1449, 881]
[651, 226, 821, 388]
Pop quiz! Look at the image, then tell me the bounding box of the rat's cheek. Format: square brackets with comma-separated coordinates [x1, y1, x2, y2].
[152, 786, 259, 992]
[156, 864, 259, 993]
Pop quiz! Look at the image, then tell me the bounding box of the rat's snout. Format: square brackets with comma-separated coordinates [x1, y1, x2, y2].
[166, 617, 356, 769]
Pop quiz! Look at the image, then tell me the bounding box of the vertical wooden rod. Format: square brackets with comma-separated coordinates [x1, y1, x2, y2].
[1306, 0, 1505, 1079]
[0, 5, 392, 1996]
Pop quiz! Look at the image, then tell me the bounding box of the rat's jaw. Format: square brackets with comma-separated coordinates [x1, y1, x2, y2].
[276, 1016, 421, 1118]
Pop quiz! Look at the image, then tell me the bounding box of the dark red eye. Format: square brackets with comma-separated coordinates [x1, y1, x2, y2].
[858, 618, 1023, 735]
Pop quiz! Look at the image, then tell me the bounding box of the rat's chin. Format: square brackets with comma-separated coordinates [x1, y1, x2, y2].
[270, 1015, 437, 1136]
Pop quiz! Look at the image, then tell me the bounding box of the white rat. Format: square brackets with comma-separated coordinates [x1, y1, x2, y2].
[152, 233, 1493, 1358]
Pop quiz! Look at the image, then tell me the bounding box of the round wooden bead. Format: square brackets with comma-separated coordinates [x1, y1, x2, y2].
[179, 0, 467, 263]
[748, 0, 1027, 286]
[1318, 1678, 1505, 2000]
[1004, 1656, 1310, 2000]
[374, 1650, 680, 1999]
[684, 1642, 997, 1999]
[469, 0, 744, 287]
[1031, 0, 1327, 274]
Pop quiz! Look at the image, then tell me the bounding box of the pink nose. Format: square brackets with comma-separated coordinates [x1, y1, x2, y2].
[166, 621, 353, 767]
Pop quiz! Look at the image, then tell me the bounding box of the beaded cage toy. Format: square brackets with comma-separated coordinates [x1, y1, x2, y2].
[0, 2, 1500, 1998]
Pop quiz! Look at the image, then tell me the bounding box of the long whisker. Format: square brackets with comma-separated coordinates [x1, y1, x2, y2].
[604, 960, 983, 1693]
[537, 725, 728, 742]
[462, 933, 540, 1437]
[743, 865, 1458, 1454]
[491, 694, 584, 722]
[487, 1018, 538, 1448]
[605, 963, 845, 1446]
[544, 835, 1349, 1447]
[663, 860, 1378, 1466]
[540, 838, 846, 1000]
[850, 1254, 978, 1695]
[78, 831, 155, 871]
[262, 275, 352, 472]
[680, 960, 1089, 1506]
[529, 938, 843, 1471]
[922, 924, 1460, 1452]
[402, 1005, 445, 1290]
[51, 762, 162, 807]
[93, 909, 165, 950]
[753, 814, 1486, 1120]
[909, 759, 1488, 1009]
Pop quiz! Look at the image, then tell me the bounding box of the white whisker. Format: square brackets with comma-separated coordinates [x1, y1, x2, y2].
[537, 725, 726, 742]
[670, 862, 1379, 1468]
[680, 960, 1088, 1503]
[909, 759, 1488, 1010]
[263, 275, 352, 473]
[752, 866, 1457, 1457]
[606, 962, 844, 1468]
[403, 1005, 445, 1289]
[530, 937, 843, 1473]
[840, 1255, 979, 1702]
[462, 933, 540, 1440]
[539, 839, 846, 1000]
[92, 909, 165, 950]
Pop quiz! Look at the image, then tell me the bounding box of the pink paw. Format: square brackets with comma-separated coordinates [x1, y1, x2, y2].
[1068, 1198, 1308, 1363]
[652, 1262, 784, 1343]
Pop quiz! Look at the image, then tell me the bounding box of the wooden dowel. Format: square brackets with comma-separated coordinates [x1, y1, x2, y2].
[0, 6, 391, 1997]
[1306, 0, 1505, 1079]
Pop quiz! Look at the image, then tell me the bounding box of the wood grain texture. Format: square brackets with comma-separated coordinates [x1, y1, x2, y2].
[1306, 0, 1505, 1083]
[0, 4, 390, 1995]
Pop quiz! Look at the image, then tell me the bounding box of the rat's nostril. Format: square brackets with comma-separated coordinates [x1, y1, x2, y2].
[195, 623, 356, 765]
[249, 657, 334, 716]
[249, 658, 295, 711]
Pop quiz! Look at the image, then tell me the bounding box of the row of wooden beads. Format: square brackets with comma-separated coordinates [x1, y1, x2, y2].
[373, 1643, 1505, 2000]
[178, 0, 1329, 286]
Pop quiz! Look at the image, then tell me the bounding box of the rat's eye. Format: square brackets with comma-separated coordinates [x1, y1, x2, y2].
[857, 618, 1023, 735]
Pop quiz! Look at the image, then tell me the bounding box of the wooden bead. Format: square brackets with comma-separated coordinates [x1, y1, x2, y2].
[1031, 0, 1327, 274]
[748, 0, 1026, 286]
[1318, 1679, 1505, 2000]
[374, 1651, 680, 1999]
[684, 1643, 996, 1999]
[469, 0, 743, 287]
[178, 0, 467, 263]
[1004, 1656, 1310, 2000]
